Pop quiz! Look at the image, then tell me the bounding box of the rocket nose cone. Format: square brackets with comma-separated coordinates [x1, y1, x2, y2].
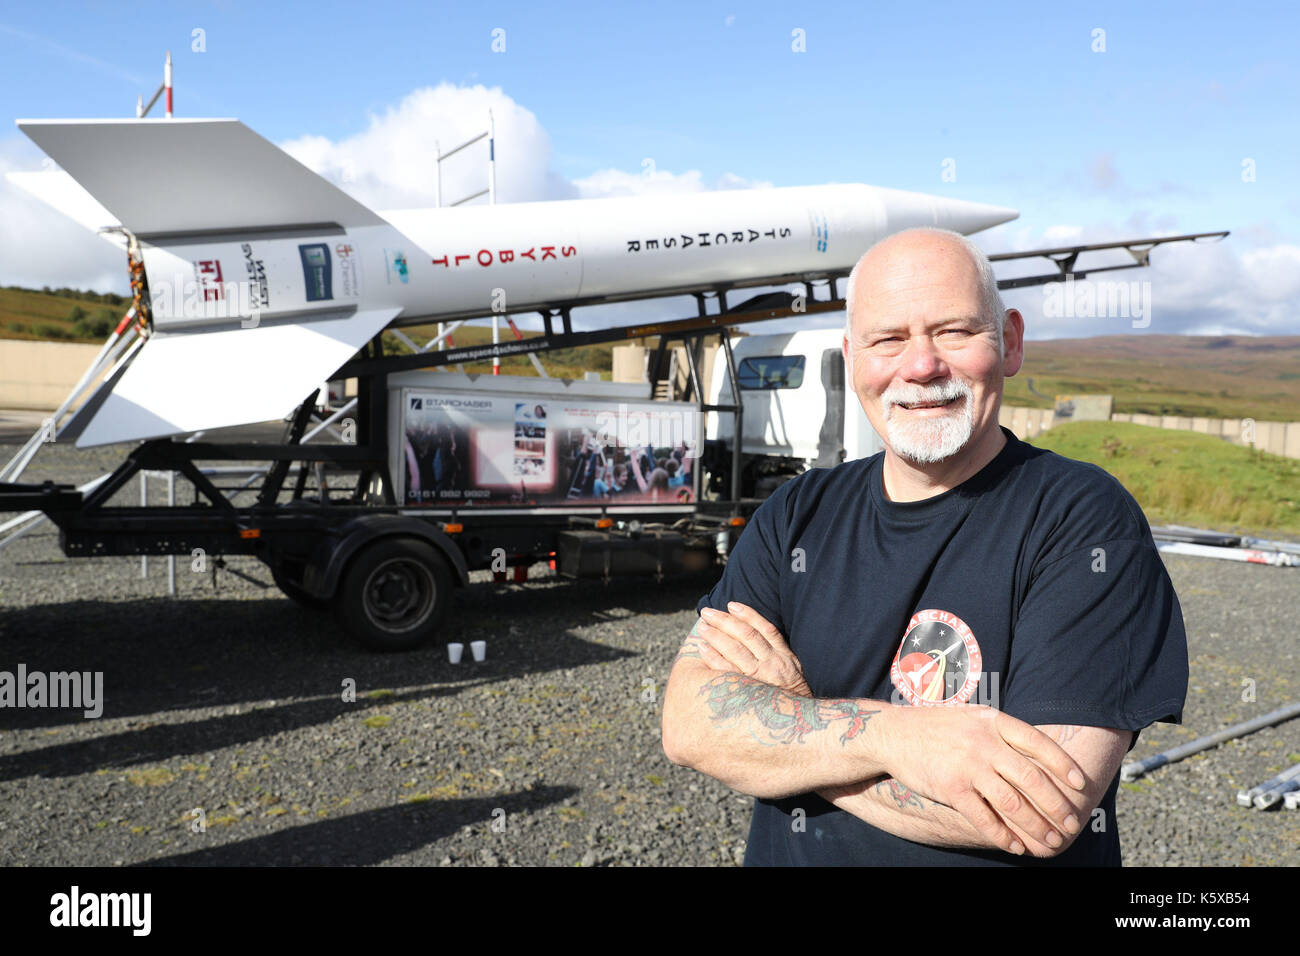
[873, 186, 1019, 239]
[932, 196, 1019, 235]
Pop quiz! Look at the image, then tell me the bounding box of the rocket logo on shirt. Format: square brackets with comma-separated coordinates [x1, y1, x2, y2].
[890, 609, 983, 706]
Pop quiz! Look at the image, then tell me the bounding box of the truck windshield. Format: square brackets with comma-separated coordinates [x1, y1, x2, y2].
[737, 355, 806, 390]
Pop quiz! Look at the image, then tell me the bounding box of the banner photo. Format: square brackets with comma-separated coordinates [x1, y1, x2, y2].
[401, 390, 699, 507]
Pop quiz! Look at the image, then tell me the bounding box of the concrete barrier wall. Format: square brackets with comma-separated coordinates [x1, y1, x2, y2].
[1009, 405, 1300, 460]
[612, 343, 719, 399]
[0, 339, 106, 411]
[998, 405, 1057, 440]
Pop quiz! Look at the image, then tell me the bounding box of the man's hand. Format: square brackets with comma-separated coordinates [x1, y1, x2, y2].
[693, 603, 1088, 856]
[880, 704, 1087, 853]
[695, 603, 812, 697]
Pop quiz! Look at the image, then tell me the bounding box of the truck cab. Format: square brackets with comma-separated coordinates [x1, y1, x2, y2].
[705, 326, 884, 498]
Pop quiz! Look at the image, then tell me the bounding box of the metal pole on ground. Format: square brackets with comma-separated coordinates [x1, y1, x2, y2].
[1154, 540, 1299, 567]
[1250, 762, 1300, 810]
[1121, 702, 1300, 781]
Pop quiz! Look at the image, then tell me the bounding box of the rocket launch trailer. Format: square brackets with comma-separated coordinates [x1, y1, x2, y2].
[0, 117, 1227, 650]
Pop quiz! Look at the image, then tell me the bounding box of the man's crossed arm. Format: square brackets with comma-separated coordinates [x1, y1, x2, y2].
[817, 723, 1131, 857]
[662, 603, 1130, 858]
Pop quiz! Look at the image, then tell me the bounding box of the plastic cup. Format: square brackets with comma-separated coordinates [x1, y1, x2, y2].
[448, 642, 464, 664]
[470, 640, 487, 662]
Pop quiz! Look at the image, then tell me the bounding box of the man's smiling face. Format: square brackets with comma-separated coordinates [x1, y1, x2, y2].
[843, 230, 1023, 467]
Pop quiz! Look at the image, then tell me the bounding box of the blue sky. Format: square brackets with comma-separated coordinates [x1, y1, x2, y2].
[1, 0, 1297, 338]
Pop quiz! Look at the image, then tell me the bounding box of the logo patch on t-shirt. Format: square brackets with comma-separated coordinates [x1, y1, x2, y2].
[890, 609, 983, 706]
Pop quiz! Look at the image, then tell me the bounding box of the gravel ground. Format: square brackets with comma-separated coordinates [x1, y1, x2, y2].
[1, 439, 1297, 866]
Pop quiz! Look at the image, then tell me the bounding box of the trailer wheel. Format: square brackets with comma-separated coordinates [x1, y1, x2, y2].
[271, 565, 329, 611]
[336, 537, 451, 652]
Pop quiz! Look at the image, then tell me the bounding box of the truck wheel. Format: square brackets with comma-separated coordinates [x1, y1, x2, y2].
[272, 565, 329, 611]
[336, 537, 451, 652]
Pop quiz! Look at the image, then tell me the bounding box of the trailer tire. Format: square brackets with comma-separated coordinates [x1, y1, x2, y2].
[336, 537, 451, 652]
[272, 565, 329, 611]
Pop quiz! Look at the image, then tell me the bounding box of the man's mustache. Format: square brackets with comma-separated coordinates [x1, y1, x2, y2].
[881, 380, 973, 410]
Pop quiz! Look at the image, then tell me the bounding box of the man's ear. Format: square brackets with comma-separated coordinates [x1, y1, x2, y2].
[1002, 309, 1025, 377]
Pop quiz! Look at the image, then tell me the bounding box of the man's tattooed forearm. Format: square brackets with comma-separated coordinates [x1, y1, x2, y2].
[875, 777, 925, 810]
[699, 672, 878, 746]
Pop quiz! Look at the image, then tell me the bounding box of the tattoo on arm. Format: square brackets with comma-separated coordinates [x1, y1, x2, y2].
[673, 643, 703, 665]
[874, 777, 925, 810]
[699, 672, 878, 746]
[1053, 725, 1082, 744]
[672, 619, 705, 666]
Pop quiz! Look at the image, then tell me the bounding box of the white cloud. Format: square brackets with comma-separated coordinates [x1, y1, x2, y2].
[1, 82, 771, 300]
[275, 81, 772, 206]
[991, 222, 1293, 338]
[1239, 244, 1300, 303]
[277, 83, 575, 209]
[1089, 153, 1119, 192]
[0, 136, 127, 293]
[570, 165, 771, 199]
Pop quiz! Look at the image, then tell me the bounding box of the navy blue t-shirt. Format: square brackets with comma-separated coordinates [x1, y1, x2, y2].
[696, 426, 1188, 866]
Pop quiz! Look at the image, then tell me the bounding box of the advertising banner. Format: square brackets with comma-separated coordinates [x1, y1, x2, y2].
[401, 389, 700, 508]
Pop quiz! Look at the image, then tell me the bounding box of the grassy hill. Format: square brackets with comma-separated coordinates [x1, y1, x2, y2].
[1027, 420, 1300, 538]
[0, 284, 621, 379]
[4, 286, 1298, 417]
[1007, 334, 1300, 422]
[382, 321, 620, 379]
[0, 285, 129, 342]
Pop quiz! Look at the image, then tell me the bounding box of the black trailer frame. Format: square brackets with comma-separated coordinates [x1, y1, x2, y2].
[0, 281, 854, 649]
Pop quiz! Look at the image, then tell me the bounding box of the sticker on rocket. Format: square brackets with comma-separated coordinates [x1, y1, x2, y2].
[810, 210, 829, 253]
[299, 243, 332, 301]
[335, 242, 362, 297]
[193, 259, 225, 302]
[384, 248, 409, 284]
[890, 609, 982, 706]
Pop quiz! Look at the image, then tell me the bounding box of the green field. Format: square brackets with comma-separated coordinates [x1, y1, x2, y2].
[1026, 420, 1300, 538]
[4, 285, 1298, 419]
[0, 284, 621, 378]
[1006, 334, 1300, 422]
[0, 285, 129, 342]
[380, 322, 620, 379]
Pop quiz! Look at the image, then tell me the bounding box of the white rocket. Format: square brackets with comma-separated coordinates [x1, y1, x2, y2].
[8, 118, 1018, 447]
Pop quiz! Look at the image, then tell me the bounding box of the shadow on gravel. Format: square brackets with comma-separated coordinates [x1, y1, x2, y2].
[0, 682, 491, 781]
[133, 785, 576, 866]
[0, 571, 713, 731]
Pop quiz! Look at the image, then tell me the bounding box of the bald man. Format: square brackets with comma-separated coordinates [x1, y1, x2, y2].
[661, 228, 1188, 866]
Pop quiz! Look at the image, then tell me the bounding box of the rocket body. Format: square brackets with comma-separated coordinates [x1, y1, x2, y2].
[142, 183, 1016, 331]
[9, 117, 1017, 445]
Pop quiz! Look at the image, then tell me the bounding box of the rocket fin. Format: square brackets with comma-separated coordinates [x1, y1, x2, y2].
[15, 118, 386, 236]
[67, 306, 401, 447]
